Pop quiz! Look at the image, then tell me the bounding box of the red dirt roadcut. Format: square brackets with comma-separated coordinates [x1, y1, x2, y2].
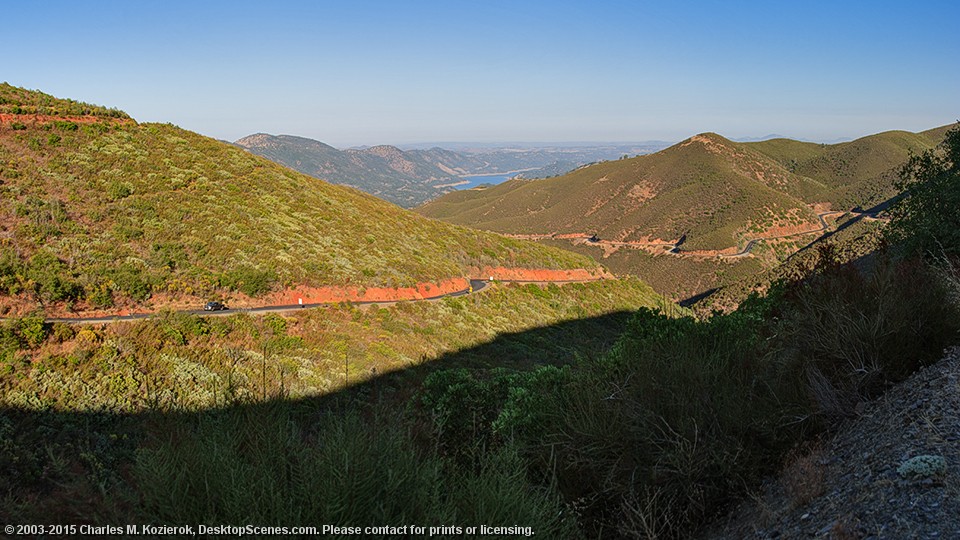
[0, 113, 133, 125]
[4, 267, 610, 320]
[273, 277, 470, 305]
[270, 267, 607, 304]
[475, 266, 609, 281]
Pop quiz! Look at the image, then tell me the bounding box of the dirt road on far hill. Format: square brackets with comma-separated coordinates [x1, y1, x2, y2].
[507, 209, 884, 259]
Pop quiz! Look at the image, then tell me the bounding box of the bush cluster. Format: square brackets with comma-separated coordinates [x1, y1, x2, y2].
[888, 124, 960, 257]
[420, 254, 960, 537]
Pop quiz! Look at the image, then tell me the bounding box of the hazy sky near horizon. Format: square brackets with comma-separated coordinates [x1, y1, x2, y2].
[7, 0, 959, 147]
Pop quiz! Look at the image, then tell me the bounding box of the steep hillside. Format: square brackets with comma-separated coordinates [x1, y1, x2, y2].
[234, 133, 460, 207]
[707, 349, 960, 539]
[419, 133, 826, 252]
[0, 85, 601, 314]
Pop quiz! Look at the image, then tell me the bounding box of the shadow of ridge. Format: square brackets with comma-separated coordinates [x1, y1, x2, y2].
[679, 287, 718, 308]
[0, 310, 639, 522]
[795, 193, 897, 254]
[856, 191, 904, 214]
[689, 236, 884, 315]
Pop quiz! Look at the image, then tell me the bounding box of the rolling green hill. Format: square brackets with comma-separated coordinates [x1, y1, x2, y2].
[417, 126, 952, 302]
[747, 127, 947, 209]
[235, 133, 462, 207]
[418, 133, 826, 252]
[0, 85, 600, 314]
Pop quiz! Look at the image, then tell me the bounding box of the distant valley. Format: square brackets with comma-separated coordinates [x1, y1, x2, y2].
[236, 133, 671, 207]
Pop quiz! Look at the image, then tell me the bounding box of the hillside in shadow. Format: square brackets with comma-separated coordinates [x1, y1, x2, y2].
[0, 310, 637, 528]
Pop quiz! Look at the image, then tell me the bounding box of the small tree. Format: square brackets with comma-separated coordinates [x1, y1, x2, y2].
[888, 124, 960, 257]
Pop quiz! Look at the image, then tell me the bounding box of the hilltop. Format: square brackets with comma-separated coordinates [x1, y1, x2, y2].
[0, 82, 129, 119]
[417, 133, 830, 252]
[747, 126, 949, 209]
[0, 85, 602, 315]
[235, 133, 462, 207]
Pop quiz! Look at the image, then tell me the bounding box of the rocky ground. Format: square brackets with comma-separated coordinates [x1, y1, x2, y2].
[705, 348, 960, 539]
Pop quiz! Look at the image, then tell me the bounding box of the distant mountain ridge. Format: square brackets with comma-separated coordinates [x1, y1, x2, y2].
[406, 142, 672, 176]
[236, 134, 673, 207]
[235, 133, 461, 207]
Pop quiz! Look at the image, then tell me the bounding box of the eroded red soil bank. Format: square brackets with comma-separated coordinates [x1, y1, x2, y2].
[0, 113, 133, 125]
[4, 268, 608, 320]
[473, 266, 610, 281]
[272, 277, 470, 305]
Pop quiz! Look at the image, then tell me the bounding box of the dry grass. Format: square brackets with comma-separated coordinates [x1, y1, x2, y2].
[782, 442, 827, 508]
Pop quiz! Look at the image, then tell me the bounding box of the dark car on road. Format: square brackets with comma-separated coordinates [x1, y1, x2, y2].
[204, 301, 228, 311]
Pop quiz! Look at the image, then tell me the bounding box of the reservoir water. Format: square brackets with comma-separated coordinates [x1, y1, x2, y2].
[456, 173, 515, 190]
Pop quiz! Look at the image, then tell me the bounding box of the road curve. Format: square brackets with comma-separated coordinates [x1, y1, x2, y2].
[704, 210, 884, 258]
[712, 211, 846, 259]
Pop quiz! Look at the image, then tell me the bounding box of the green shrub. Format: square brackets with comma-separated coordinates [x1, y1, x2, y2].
[529, 300, 808, 537]
[134, 405, 574, 535]
[888, 124, 960, 257]
[50, 323, 75, 343]
[219, 266, 276, 297]
[0, 247, 25, 294]
[156, 311, 210, 346]
[263, 313, 287, 335]
[15, 313, 47, 349]
[26, 251, 82, 303]
[110, 262, 151, 301]
[107, 181, 133, 200]
[780, 257, 960, 415]
[85, 283, 114, 308]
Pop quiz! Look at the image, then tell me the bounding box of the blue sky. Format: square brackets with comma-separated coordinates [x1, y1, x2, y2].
[7, 0, 958, 146]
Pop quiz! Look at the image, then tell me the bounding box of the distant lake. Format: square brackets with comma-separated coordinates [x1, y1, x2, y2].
[456, 173, 515, 190]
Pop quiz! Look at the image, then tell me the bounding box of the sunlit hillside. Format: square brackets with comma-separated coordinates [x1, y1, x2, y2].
[0, 84, 600, 314]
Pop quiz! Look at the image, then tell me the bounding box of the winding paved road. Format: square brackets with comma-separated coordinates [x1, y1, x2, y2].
[42, 277, 604, 325]
[706, 210, 884, 258]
